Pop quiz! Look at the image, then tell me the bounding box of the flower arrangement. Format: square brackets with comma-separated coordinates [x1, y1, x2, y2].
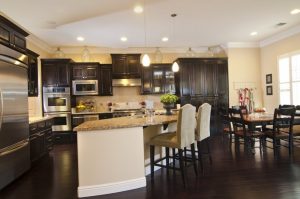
[160, 94, 178, 104]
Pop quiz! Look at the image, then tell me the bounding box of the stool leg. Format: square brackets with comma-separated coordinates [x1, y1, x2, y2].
[206, 138, 212, 164]
[191, 143, 198, 176]
[178, 149, 185, 187]
[197, 141, 203, 172]
[150, 145, 155, 180]
[172, 148, 176, 174]
[165, 147, 170, 175]
[184, 147, 187, 166]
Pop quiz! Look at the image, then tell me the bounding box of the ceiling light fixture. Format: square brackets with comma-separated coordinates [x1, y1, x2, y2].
[77, 36, 85, 41]
[162, 37, 169, 42]
[120, 36, 128, 42]
[290, 9, 300, 15]
[171, 13, 179, 72]
[186, 47, 196, 57]
[154, 47, 163, 63]
[250, 32, 258, 36]
[141, 0, 150, 67]
[54, 47, 65, 58]
[134, 5, 143, 13]
[81, 46, 90, 62]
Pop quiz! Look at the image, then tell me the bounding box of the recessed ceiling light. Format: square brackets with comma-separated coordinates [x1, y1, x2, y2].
[77, 36, 85, 41]
[120, 37, 127, 42]
[162, 37, 169, 42]
[134, 5, 143, 13]
[290, 9, 300, 15]
[250, 32, 258, 36]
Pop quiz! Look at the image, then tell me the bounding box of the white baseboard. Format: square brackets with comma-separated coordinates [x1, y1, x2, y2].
[78, 177, 146, 198]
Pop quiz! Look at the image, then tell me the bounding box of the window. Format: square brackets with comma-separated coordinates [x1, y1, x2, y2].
[278, 52, 300, 105]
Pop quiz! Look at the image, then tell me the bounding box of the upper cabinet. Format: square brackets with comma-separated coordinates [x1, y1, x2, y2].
[111, 54, 141, 78]
[27, 49, 39, 97]
[71, 62, 99, 80]
[41, 59, 74, 87]
[100, 64, 113, 96]
[141, 64, 175, 95]
[0, 15, 28, 53]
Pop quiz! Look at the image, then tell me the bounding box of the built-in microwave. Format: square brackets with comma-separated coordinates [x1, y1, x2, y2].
[72, 80, 98, 95]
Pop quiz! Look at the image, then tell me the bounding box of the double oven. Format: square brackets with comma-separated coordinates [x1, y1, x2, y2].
[43, 87, 72, 132]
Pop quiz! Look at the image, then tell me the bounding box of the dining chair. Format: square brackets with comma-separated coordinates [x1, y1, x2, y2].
[195, 103, 212, 171]
[264, 107, 296, 156]
[149, 104, 197, 186]
[222, 109, 234, 145]
[230, 108, 265, 153]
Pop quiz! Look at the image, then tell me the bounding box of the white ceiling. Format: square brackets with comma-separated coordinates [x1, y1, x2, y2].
[1, 0, 300, 49]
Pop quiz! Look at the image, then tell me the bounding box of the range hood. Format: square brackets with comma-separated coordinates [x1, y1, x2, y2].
[112, 78, 141, 87]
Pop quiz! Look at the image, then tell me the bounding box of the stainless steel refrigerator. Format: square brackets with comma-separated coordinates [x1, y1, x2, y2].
[0, 44, 30, 190]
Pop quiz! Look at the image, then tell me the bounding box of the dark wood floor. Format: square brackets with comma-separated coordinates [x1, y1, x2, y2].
[1, 136, 300, 199]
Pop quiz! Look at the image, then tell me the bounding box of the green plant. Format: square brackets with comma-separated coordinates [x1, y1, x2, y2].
[160, 94, 178, 104]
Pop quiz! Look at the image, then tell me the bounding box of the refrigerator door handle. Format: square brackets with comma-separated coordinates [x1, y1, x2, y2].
[0, 141, 28, 157]
[0, 88, 3, 131]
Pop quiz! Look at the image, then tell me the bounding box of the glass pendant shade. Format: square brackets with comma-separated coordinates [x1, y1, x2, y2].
[81, 46, 90, 62]
[154, 47, 163, 63]
[186, 47, 195, 57]
[54, 47, 65, 58]
[142, 54, 151, 67]
[172, 61, 179, 72]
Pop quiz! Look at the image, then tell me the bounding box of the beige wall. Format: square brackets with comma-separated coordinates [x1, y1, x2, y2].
[227, 48, 262, 108]
[27, 40, 51, 117]
[261, 33, 300, 112]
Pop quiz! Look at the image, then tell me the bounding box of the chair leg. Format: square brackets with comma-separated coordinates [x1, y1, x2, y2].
[191, 143, 198, 176]
[184, 147, 187, 166]
[197, 141, 203, 172]
[165, 147, 170, 175]
[273, 138, 277, 157]
[206, 138, 212, 164]
[172, 148, 176, 174]
[178, 149, 185, 187]
[150, 145, 155, 180]
[289, 134, 294, 155]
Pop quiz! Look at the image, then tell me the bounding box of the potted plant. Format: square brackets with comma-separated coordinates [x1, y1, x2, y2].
[160, 94, 179, 115]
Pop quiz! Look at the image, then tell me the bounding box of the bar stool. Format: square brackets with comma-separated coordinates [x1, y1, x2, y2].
[149, 104, 197, 186]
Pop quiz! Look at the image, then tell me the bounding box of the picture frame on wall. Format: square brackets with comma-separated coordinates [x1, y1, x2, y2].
[266, 74, 272, 84]
[266, 85, 273, 95]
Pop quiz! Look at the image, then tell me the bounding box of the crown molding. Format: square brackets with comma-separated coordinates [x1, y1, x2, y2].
[26, 35, 53, 53]
[226, 42, 260, 48]
[260, 24, 300, 47]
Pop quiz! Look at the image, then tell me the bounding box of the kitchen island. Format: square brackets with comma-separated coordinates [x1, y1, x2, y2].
[74, 115, 178, 198]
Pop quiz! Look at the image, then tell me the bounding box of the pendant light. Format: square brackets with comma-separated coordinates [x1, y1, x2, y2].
[54, 47, 65, 58]
[81, 46, 90, 62]
[154, 47, 163, 63]
[141, 0, 151, 67]
[171, 13, 179, 72]
[186, 47, 195, 57]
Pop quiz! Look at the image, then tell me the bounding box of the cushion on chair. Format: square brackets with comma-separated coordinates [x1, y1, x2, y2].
[264, 129, 289, 138]
[149, 132, 180, 148]
[195, 103, 211, 141]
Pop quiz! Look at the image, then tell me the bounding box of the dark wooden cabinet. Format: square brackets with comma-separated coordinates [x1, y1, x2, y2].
[71, 62, 99, 80]
[111, 54, 141, 78]
[29, 119, 53, 163]
[100, 64, 113, 96]
[175, 58, 229, 135]
[41, 59, 73, 87]
[27, 49, 39, 97]
[141, 64, 175, 94]
[0, 15, 28, 53]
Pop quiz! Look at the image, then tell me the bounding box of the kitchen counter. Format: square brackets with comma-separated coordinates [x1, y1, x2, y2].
[29, 116, 54, 124]
[74, 114, 177, 131]
[76, 114, 178, 198]
[71, 111, 112, 115]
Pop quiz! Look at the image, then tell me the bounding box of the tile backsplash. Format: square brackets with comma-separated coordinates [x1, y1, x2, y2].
[76, 87, 164, 112]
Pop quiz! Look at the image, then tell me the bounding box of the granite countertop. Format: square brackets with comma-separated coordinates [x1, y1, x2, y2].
[71, 111, 112, 115]
[29, 116, 55, 124]
[74, 114, 178, 132]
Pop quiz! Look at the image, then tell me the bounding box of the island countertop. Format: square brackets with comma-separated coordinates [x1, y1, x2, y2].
[74, 114, 178, 131]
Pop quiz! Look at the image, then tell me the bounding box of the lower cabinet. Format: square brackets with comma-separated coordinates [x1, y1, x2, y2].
[29, 119, 53, 163]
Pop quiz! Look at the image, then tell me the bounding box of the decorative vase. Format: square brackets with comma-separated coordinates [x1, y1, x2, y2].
[163, 103, 174, 115]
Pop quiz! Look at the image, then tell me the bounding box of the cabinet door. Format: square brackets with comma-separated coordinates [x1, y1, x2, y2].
[42, 63, 58, 86]
[112, 54, 126, 76]
[192, 60, 206, 96]
[28, 54, 38, 96]
[0, 23, 11, 45]
[30, 134, 40, 162]
[100, 65, 113, 96]
[126, 55, 141, 77]
[58, 64, 70, 86]
[204, 60, 218, 96]
[164, 69, 175, 94]
[152, 67, 164, 94]
[141, 67, 152, 94]
[11, 31, 26, 52]
[72, 66, 84, 79]
[179, 62, 193, 97]
[85, 66, 98, 79]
